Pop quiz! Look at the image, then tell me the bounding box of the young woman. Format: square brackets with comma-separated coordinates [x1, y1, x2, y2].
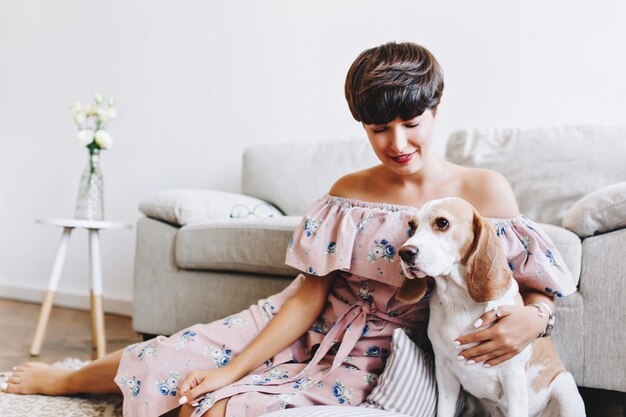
[2, 42, 576, 417]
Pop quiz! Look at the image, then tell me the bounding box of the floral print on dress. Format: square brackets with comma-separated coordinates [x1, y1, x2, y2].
[303, 217, 321, 237]
[117, 376, 141, 398]
[366, 239, 396, 262]
[203, 345, 232, 367]
[174, 330, 196, 351]
[261, 301, 276, 322]
[546, 249, 559, 267]
[223, 315, 250, 328]
[357, 282, 374, 303]
[325, 241, 337, 254]
[364, 346, 390, 359]
[364, 373, 378, 385]
[331, 380, 354, 405]
[155, 371, 181, 396]
[138, 343, 156, 360]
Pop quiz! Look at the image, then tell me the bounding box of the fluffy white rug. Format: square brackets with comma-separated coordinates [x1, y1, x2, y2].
[0, 358, 122, 417]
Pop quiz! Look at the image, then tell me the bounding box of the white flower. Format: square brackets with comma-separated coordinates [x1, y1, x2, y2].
[107, 107, 117, 120]
[96, 106, 109, 123]
[77, 130, 94, 146]
[83, 104, 96, 116]
[95, 130, 113, 149]
[94, 92, 103, 104]
[72, 111, 86, 125]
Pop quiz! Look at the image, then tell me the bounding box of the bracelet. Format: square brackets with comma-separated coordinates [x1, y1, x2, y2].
[527, 302, 556, 338]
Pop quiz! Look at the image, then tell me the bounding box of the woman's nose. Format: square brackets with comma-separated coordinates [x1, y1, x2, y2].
[389, 127, 408, 153]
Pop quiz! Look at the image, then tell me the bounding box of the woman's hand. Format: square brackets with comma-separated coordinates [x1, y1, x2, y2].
[178, 366, 241, 406]
[454, 304, 549, 367]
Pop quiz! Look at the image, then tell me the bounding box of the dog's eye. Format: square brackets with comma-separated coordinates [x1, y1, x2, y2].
[408, 219, 417, 231]
[435, 217, 449, 231]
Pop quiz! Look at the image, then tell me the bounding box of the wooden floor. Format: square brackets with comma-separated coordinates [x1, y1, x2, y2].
[0, 298, 622, 416]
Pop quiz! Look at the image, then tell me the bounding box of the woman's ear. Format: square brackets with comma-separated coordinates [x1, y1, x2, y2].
[465, 210, 511, 303]
[395, 277, 427, 304]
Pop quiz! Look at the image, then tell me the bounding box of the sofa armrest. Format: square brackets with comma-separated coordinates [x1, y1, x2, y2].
[139, 189, 283, 226]
[562, 181, 626, 238]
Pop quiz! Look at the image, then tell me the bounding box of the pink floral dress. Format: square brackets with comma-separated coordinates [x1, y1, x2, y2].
[114, 193, 577, 417]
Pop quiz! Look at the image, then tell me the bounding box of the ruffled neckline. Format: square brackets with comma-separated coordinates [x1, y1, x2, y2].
[324, 193, 528, 225]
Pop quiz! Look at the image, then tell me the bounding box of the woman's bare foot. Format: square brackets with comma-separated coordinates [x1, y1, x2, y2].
[2, 362, 72, 395]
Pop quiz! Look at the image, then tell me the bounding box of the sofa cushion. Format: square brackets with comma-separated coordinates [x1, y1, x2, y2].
[445, 124, 626, 226]
[539, 223, 582, 286]
[175, 216, 301, 276]
[562, 181, 626, 238]
[242, 139, 379, 216]
[140, 189, 282, 226]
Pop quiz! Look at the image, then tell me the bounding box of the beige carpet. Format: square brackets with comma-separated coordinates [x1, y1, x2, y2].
[0, 358, 122, 417]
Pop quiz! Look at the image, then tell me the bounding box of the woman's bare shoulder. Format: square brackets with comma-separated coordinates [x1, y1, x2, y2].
[459, 167, 519, 218]
[329, 166, 381, 200]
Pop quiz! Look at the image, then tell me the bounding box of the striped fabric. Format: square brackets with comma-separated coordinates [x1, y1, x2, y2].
[261, 405, 410, 417]
[360, 328, 438, 417]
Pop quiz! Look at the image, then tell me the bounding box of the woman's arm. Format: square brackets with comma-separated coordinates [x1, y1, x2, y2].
[178, 272, 336, 404]
[228, 272, 335, 376]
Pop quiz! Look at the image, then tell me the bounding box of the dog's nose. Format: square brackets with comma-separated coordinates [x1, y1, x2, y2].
[399, 245, 419, 263]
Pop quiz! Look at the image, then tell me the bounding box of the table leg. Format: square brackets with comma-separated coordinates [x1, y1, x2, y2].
[30, 227, 72, 356]
[89, 229, 107, 359]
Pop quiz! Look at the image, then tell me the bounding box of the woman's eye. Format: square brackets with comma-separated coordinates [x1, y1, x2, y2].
[405, 123, 419, 128]
[372, 127, 387, 133]
[435, 217, 449, 230]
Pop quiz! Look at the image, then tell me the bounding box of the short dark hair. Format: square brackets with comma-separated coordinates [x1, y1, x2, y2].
[345, 42, 444, 125]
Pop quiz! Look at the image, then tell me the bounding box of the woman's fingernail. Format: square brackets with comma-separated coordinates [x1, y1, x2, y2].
[467, 359, 476, 365]
[473, 318, 483, 328]
[190, 402, 199, 407]
[457, 355, 465, 361]
[453, 340, 461, 346]
[178, 396, 188, 405]
[0, 382, 8, 391]
[483, 363, 491, 368]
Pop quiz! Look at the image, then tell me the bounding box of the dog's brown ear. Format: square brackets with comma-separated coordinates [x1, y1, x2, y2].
[465, 210, 511, 303]
[395, 278, 428, 304]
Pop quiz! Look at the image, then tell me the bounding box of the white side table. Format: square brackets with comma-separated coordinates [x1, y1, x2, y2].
[30, 218, 132, 359]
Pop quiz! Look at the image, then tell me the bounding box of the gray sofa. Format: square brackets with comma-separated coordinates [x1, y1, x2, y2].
[133, 125, 626, 399]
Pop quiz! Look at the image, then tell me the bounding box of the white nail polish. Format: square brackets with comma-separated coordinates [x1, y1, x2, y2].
[453, 340, 461, 346]
[473, 318, 483, 328]
[467, 360, 476, 365]
[483, 363, 491, 368]
[178, 396, 188, 405]
[457, 355, 465, 361]
[0, 382, 7, 391]
[191, 402, 199, 407]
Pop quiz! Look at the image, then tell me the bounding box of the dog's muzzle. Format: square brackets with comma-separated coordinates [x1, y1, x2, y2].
[399, 245, 419, 264]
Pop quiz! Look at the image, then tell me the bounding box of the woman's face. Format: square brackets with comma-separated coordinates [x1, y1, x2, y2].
[362, 109, 437, 176]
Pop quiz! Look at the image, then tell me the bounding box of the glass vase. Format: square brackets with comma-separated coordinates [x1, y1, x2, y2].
[74, 148, 104, 220]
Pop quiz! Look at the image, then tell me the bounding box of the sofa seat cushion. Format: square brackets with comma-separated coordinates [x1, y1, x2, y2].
[538, 223, 582, 287]
[176, 216, 301, 276]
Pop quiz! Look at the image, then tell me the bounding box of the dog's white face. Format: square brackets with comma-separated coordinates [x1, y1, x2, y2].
[399, 197, 476, 279]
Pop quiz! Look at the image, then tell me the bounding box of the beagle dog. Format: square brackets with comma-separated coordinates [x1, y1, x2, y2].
[396, 198, 585, 417]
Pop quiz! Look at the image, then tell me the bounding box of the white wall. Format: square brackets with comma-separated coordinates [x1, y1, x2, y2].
[1, 0, 625, 315]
